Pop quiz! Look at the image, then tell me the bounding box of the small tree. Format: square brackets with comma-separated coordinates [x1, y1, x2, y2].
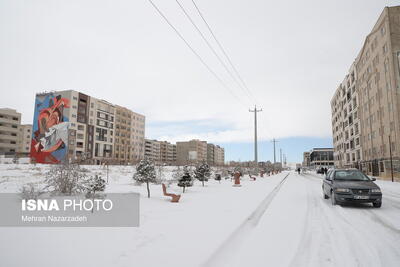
[85, 174, 106, 197]
[44, 162, 88, 195]
[195, 163, 211, 187]
[178, 166, 193, 193]
[133, 159, 157, 198]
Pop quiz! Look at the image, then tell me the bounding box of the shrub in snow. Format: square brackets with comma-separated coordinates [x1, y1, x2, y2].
[178, 166, 194, 193]
[20, 183, 44, 200]
[44, 163, 88, 195]
[85, 174, 106, 198]
[195, 163, 211, 187]
[133, 159, 157, 198]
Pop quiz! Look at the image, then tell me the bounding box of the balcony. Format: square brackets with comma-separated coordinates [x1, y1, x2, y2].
[0, 125, 19, 133]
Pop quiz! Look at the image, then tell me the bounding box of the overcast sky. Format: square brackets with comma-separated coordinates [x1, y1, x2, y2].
[0, 0, 398, 162]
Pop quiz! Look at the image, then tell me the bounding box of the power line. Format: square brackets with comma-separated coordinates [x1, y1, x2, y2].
[191, 0, 257, 104]
[147, 0, 247, 108]
[175, 0, 253, 106]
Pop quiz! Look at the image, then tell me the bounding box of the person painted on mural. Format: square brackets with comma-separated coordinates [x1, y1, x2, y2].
[33, 95, 70, 154]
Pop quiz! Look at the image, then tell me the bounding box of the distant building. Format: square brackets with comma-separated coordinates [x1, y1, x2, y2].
[0, 108, 21, 156]
[144, 139, 161, 163]
[30, 90, 145, 164]
[159, 141, 176, 165]
[176, 139, 208, 165]
[309, 148, 334, 169]
[207, 143, 225, 166]
[302, 152, 310, 167]
[18, 124, 32, 157]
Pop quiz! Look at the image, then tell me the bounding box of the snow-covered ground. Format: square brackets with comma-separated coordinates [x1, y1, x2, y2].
[0, 164, 399, 267]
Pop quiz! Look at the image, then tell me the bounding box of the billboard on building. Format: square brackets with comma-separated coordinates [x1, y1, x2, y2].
[30, 93, 70, 164]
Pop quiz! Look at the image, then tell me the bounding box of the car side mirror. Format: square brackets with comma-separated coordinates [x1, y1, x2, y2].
[371, 177, 376, 181]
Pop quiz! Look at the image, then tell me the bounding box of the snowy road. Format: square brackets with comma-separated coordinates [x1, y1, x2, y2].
[1, 166, 400, 267]
[205, 172, 400, 267]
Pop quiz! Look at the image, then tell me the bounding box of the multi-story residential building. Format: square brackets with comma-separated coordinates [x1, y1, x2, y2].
[207, 143, 215, 166]
[18, 124, 32, 157]
[331, 63, 362, 168]
[331, 6, 400, 179]
[309, 148, 334, 169]
[159, 141, 176, 165]
[356, 6, 400, 178]
[113, 106, 145, 164]
[30, 90, 145, 164]
[302, 152, 310, 167]
[206, 143, 225, 166]
[0, 108, 21, 156]
[176, 139, 207, 165]
[144, 139, 161, 163]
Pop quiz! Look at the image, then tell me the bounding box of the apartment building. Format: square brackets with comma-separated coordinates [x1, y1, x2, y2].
[31, 90, 145, 164]
[356, 6, 400, 178]
[331, 6, 400, 179]
[302, 152, 310, 167]
[159, 141, 176, 165]
[309, 148, 334, 169]
[144, 139, 161, 163]
[0, 108, 21, 155]
[207, 143, 225, 166]
[113, 106, 145, 164]
[18, 124, 32, 157]
[176, 139, 207, 165]
[331, 63, 363, 168]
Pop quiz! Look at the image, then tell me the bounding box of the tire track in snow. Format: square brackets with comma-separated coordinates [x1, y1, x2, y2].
[202, 173, 290, 267]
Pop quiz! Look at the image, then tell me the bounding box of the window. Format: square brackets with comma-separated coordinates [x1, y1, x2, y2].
[383, 44, 388, 54]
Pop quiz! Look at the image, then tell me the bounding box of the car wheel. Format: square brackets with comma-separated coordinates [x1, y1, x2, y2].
[373, 202, 382, 208]
[331, 191, 336, 205]
[323, 187, 329, 199]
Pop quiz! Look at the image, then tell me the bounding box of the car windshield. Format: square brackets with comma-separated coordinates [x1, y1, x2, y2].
[334, 170, 371, 181]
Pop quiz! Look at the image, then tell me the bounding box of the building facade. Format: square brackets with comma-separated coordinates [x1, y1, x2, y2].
[30, 90, 145, 164]
[302, 152, 310, 167]
[176, 139, 208, 165]
[113, 106, 145, 164]
[309, 148, 334, 169]
[144, 139, 161, 163]
[356, 6, 400, 178]
[331, 6, 400, 179]
[206, 143, 225, 166]
[331, 63, 363, 168]
[18, 124, 32, 157]
[0, 108, 21, 156]
[159, 141, 176, 165]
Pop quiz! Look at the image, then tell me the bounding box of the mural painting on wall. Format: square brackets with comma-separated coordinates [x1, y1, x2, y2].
[30, 93, 70, 163]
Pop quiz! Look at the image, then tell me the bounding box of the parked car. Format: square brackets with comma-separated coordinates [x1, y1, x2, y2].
[322, 169, 382, 207]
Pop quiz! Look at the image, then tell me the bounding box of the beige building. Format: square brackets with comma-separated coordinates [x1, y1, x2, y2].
[356, 6, 400, 178]
[207, 143, 225, 166]
[31, 90, 145, 165]
[144, 139, 161, 163]
[113, 106, 145, 164]
[302, 151, 310, 167]
[331, 62, 363, 168]
[18, 124, 32, 156]
[331, 6, 400, 179]
[176, 139, 207, 165]
[0, 108, 21, 155]
[159, 141, 176, 165]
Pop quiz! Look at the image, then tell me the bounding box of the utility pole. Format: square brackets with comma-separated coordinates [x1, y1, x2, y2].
[280, 149, 282, 164]
[271, 138, 279, 164]
[389, 135, 394, 182]
[249, 105, 262, 167]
